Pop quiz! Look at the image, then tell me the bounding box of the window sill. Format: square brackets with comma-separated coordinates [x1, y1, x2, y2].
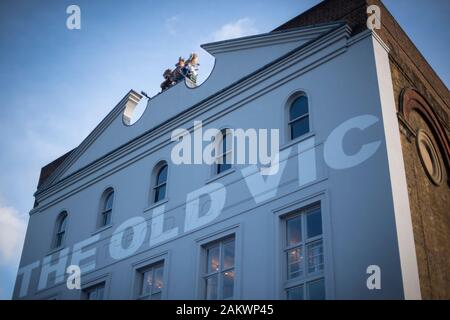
[205, 168, 235, 184]
[280, 132, 315, 151]
[92, 224, 113, 236]
[143, 198, 169, 213]
[46, 246, 67, 257]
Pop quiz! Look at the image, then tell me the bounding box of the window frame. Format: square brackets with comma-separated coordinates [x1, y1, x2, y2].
[215, 128, 233, 175]
[131, 253, 169, 300]
[285, 92, 311, 143]
[53, 211, 68, 249]
[136, 261, 165, 300]
[83, 282, 106, 300]
[153, 162, 168, 204]
[80, 273, 110, 300]
[98, 188, 114, 229]
[203, 236, 236, 300]
[278, 204, 330, 300]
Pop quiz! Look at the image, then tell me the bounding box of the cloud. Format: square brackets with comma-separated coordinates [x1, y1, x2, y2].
[213, 18, 258, 41]
[0, 203, 26, 265]
[165, 15, 180, 36]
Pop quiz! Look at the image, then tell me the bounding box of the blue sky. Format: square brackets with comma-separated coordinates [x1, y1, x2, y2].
[0, 0, 448, 300]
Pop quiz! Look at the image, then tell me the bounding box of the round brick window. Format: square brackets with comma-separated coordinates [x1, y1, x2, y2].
[416, 129, 443, 185]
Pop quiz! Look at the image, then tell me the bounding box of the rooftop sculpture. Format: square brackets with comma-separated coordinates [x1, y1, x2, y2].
[160, 53, 199, 92]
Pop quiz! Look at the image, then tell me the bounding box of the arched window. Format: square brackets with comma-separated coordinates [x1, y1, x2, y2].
[289, 95, 309, 140]
[100, 189, 114, 227]
[216, 129, 232, 174]
[54, 211, 68, 248]
[153, 163, 168, 203]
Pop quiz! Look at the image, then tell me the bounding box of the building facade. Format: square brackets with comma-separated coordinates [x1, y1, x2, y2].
[13, 0, 449, 300]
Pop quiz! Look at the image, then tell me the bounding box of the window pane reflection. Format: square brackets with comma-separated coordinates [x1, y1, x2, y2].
[222, 270, 234, 299]
[307, 209, 322, 238]
[287, 247, 303, 279]
[307, 279, 325, 300]
[287, 216, 302, 246]
[307, 240, 324, 274]
[206, 275, 218, 300]
[223, 240, 235, 269]
[207, 245, 220, 273]
[287, 285, 304, 300]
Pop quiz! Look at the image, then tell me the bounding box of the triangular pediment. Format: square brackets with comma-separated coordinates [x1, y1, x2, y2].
[36, 21, 345, 194]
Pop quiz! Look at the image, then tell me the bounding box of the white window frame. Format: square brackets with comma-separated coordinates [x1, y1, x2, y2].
[131, 252, 169, 300]
[282, 91, 314, 147]
[53, 211, 68, 249]
[273, 192, 335, 300]
[98, 188, 114, 229]
[283, 204, 325, 300]
[203, 236, 236, 300]
[288, 95, 310, 141]
[153, 163, 168, 204]
[84, 282, 105, 300]
[81, 273, 111, 300]
[136, 261, 165, 300]
[215, 128, 233, 175]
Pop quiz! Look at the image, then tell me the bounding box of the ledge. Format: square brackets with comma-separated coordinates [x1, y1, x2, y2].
[280, 132, 316, 151]
[46, 246, 67, 257]
[205, 168, 236, 184]
[143, 198, 169, 214]
[91, 224, 113, 236]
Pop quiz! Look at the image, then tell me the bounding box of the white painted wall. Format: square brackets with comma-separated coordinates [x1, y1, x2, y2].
[14, 26, 414, 300]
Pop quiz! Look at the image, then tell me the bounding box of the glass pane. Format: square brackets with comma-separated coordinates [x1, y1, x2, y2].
[87, 290, 96, 300]
[206, 275, 218, 300]
[287, 285, 304, 300]
[222, 240, 235, 269]
[153, 266, 164, 293]
[222, 270, 235, 299]
[96, 286, 104, 300]
[156, 165, 168, 185]
[307, 208, 322, 238]
[307, 240, 324, 274]
[59, 215, 67, 232]
[151, 292, 162, 300]
[104, 192, 114, 211]
[290, 117, 309, 140]
[217, 162, 231, 174]
[55, 232, 64, 248]
[222, 132, 227, 154]
[221, 130, 232, 154]
[287, 216, 302, 246]
[86, 284, 105, 300]
[207, 245, 220, 273]
[290, 96, 308, 120]
[287, 247, 303, 279]
[307, 278, 325, 300]
[102, 210, 111, 226]
[142, 270, 153, 295]
[154, 184, 166, 203]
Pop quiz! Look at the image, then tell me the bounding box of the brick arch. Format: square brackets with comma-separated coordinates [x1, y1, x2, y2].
[400, 88, 450, 184]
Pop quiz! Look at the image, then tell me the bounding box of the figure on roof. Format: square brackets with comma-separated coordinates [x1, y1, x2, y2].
[173, 57, 186, 83]
[160, 53, 200, 92]
[160, 68, 175, 92]
[184, 53, 199, 84]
